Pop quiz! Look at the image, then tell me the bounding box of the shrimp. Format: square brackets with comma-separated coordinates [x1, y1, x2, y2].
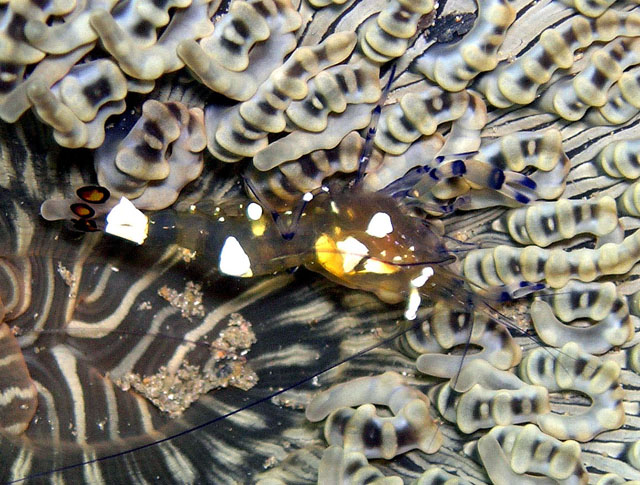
[94, 181, 539, 314]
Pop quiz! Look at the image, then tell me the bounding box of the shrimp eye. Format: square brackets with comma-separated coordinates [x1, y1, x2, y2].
[76, 185, 110, 204]
[70, 203, 95, 219]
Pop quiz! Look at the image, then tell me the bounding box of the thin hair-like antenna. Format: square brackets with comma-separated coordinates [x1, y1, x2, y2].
[355, 63, 397, 184]
[451, 310, 474, 391]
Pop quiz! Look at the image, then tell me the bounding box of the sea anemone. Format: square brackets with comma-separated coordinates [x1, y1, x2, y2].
[1, 0, 640, 483]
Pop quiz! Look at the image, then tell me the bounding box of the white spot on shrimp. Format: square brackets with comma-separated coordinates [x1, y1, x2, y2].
[366, 212, 393, 238]
[105, 197, 148, 245]
[219, 237, 253, 277]
[362, 258, 396, 274]
[405, 287, 421, 321]
[336, 236, 369, 273]
[411, 267, 434, 288]
[246, 203, 263, 221]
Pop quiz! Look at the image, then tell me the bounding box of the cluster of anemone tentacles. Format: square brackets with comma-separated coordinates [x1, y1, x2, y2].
[2, 0, 640, 483]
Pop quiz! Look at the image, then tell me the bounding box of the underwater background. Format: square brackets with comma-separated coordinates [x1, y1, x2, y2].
[1, 0, 640, 483]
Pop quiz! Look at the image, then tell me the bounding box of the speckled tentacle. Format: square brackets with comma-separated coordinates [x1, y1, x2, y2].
[253, 62, 382, 170]
[374, 89, 482, 156]
[27, 59, 128, 148]
[92, 0, 216, 81]
[205, 31, 357, 162]
[559, 0, 624, 17]
[471, 424, 588, 485]
[412, 468, 473, 485]
[416, 0, 516, 91]
[358, 0, 434, 64]
[306, 371, 430, 421]
[94, 100, 206, 209]
[496, 197, 623, 248]
[414, 302, 522, 379]
[84, 0, 216, 83]
[463, 226, 640, 289]
[477, 9, 640, 108]
[540, 37, 640, 121]
[39, 101, 207, 216]
[519, 342, 625, 441]
[588, 66, 640, 125]
[317, 446, 403, 485]
[0, 0, 77, 124]
[596, 473, 640, 485]
[0, 43, 95, 124]
[530, 281, 634, 354]
[323, 400, 441, 458]
[434, 359, 550, 433]
[23, 0, 118, 55]
[618, 181, 640, 217]
[306, 372, 442, 459]
[587, 140, 640, 216]
[177, 0, 301, 101]
[597, 139, 640, 180]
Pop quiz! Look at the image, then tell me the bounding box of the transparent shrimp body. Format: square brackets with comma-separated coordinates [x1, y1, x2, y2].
[100, 183, 456, 320]
[144, 200, 315, 278]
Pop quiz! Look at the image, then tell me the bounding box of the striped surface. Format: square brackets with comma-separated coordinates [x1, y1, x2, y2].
[2, 0, 640, 483]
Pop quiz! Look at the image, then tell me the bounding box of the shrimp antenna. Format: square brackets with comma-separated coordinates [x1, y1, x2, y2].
[451, 310, 474, 391]
[354, 63, 397, 185]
